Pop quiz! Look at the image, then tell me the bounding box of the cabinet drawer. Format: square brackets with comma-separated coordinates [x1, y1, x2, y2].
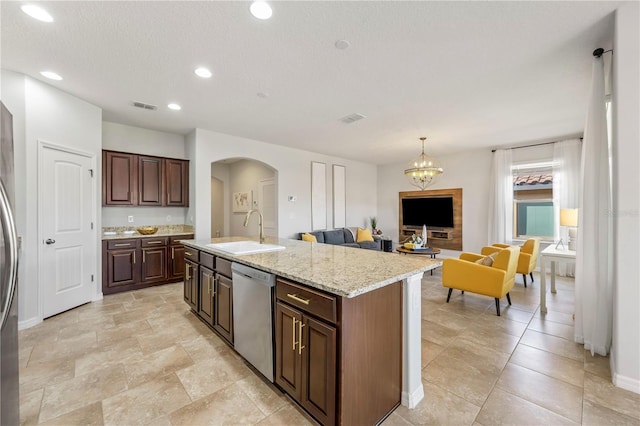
[107, 239, 138, 250]
[200, 252, 215, 270]
[276, 279, 337, 324]
[141, 237, 167, 248]
[170, 234, 193, 245]
[184, 247, 199, 263]
[215, 257, 232, 277]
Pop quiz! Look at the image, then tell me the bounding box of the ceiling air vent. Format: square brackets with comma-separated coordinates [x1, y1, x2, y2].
[132, 101, 158, 111]
[339, 113, 366, 124]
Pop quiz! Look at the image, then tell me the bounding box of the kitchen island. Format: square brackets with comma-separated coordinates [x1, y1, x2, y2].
[181, 236, 440, 425]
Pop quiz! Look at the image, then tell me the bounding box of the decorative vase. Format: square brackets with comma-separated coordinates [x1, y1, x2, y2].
[422, 224, 428, 247]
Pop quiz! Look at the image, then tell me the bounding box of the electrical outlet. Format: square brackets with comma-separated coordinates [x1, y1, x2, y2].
[127, 215, 134, 223]
[166, 215, 172, 222]
[288, 195, 297, 202]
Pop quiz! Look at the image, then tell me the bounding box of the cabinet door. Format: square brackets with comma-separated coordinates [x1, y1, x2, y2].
[301, 316, 337, 426]
[169, 245, 185, 280]
[138, 155, 163, 206]
[141, 247, 167, 284]
[103, 151, 137, 206]
[199, 266, 214, 325]
[213, 273, 233, 343]
[275, 301, 303, 400]
[184, 259, 198, 310]
[165, 159, 189, 206]
[106, 249, 139, 288]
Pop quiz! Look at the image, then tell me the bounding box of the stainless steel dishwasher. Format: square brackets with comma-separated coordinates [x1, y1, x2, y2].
[231, 262, 275, 382]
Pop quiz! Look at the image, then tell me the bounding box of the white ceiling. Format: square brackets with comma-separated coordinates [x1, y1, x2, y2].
[1, 1, 619, 165]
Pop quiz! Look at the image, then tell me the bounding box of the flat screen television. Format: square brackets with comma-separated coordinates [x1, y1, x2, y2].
[402, 197, 454, 228]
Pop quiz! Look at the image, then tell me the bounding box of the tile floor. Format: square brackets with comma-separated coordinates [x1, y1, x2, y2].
[19, 269, 640, 425]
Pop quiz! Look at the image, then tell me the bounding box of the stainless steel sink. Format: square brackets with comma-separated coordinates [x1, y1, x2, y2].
[206, 241, 285, 255]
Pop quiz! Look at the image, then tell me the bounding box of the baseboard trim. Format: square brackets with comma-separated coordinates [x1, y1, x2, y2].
[613, 372, 640, 394]
[401, 384, 424, 408]
[18, 317, 41, 330]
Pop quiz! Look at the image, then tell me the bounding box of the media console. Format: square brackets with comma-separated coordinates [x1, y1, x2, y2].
[399, 188, 462, 251]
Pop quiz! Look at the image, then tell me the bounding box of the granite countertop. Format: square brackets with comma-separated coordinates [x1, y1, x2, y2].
[102, 225, 194, 240]
[182, 237, 441, 298]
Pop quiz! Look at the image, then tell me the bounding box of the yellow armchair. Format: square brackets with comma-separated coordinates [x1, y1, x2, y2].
[442, 246, 520, 316]
[481, 238, 540, 287]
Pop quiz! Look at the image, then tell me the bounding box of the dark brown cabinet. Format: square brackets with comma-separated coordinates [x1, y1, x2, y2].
[183, 249, 234, 345]
[165, 159, 189, 206]
[184, 259, 198, 311]
[275, 278, 402, 426]
[102, 234, 192, 295]
[138, 156, 164, 206]
[103, 151, 137, 206]
[213, 273, 233, 342]
[276, 284, 336, 426]
[198, 266, 214, 324]
[105, 245, 139, 288]
[168, 238, 186, 280]
[102, 150, 189, 207]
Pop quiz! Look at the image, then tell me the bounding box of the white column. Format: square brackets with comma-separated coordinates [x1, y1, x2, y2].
[401, 272, 424, 408]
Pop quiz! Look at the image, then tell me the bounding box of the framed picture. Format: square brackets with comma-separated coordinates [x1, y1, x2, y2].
[311, 161, 327, 230]
[332, 165, 346, 228]
[233, 191, 252, 213]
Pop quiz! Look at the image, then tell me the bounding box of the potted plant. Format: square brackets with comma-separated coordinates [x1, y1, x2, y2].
[370, 216, 378, 233]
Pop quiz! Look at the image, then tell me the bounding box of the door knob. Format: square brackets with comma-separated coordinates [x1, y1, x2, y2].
[45, 239, 56, 245]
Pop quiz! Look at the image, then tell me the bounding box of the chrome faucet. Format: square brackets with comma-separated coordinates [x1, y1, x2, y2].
[243, 209, 265, 244]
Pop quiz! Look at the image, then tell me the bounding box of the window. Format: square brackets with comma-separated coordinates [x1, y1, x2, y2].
[512, 161, 554, 239]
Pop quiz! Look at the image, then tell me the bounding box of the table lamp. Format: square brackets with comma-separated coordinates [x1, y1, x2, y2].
[557, 208, 578, 250]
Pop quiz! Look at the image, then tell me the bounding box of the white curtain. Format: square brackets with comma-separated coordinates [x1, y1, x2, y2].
[553, 139, 582, 276]
[488, 149, 513, 245]
[575, 55, 613, 356]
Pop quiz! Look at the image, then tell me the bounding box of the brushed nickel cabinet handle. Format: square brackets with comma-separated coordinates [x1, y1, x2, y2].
[114, 243, 130, 247]
[185, 251, 194, 256]
[147, 241, 162, 245]
[171, 247, 175, 260]
[185, 263, 190, 280]
[132, 251, 136, 264]
[143, 250, 146, 263]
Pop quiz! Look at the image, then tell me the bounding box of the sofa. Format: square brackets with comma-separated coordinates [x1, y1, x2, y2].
[298, 227, 382, 251]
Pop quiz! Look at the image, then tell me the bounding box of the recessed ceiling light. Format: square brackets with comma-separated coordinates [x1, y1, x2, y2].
[21, 5, 54, 22]
[167, 103, 182, 111]
[194, 67, 212, 78]
[250, 1, 272, 20]
[335, 40, 351, 50]
[40, 71, 62, 80]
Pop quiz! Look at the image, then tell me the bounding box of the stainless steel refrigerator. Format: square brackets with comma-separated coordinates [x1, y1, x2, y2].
[0, 101, 19, 425]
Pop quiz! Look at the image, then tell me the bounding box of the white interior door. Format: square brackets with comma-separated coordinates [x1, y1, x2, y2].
[40, 144, 95, 318]
[258, 178, 277, 237]
[211, 177, 224, 238]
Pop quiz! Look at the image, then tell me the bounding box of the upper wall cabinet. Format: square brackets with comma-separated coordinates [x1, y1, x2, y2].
[102, 150, 189, 207]
[103, 151, 137, 206]
[138, 156, 164, 206]
[164, 159, 189, 207]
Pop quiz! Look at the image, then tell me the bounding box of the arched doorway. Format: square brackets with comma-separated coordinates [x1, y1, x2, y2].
[210, 158, 278, 238]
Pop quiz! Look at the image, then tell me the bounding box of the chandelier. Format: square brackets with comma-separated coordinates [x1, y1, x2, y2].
[404, 137, 443, 190]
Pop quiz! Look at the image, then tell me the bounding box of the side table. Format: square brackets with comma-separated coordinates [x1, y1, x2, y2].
[539, 245, 576, 314]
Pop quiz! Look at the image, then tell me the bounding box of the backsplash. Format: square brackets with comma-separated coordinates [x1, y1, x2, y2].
[102, 224, 194, 235]
[101, 206, 188, 227]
